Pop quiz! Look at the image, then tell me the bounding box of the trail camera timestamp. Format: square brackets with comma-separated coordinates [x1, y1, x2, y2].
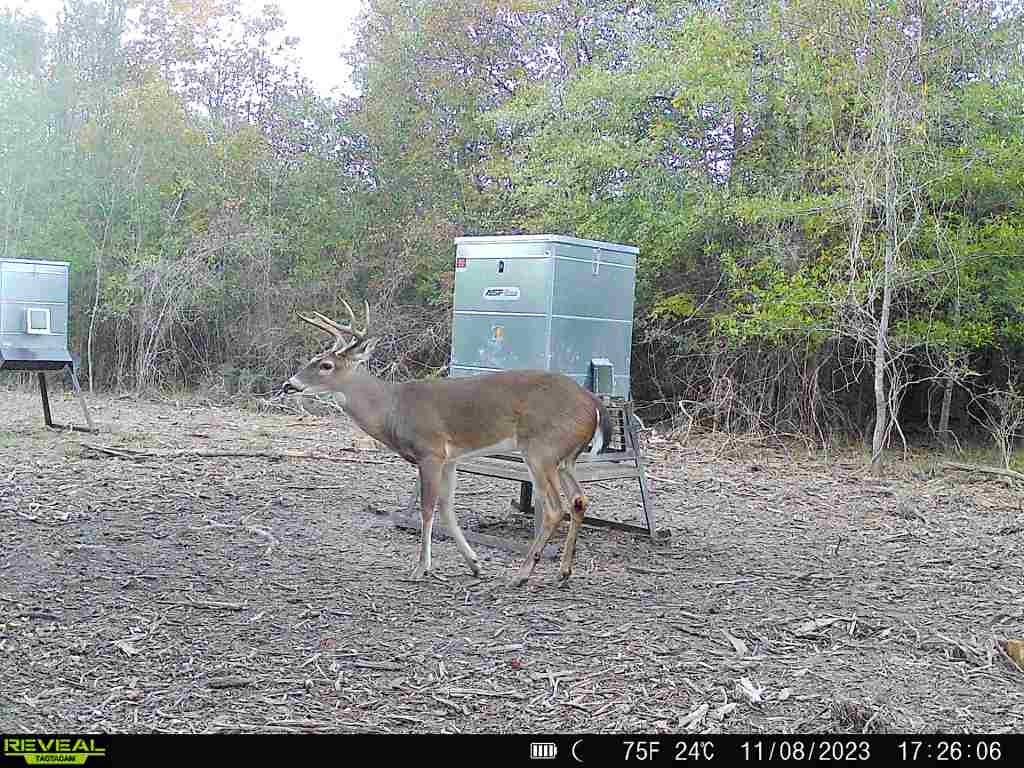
[623, 740, 716, 761]
[740, 739, 872, 761]
[897, 740, 1003, 762]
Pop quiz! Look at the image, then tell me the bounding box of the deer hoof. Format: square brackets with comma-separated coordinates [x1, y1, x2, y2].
[469, 561, 482, 578]
[409, 565, 428, 581]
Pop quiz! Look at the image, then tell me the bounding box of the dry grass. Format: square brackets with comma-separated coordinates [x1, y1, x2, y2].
[0, 388, 1022, 734]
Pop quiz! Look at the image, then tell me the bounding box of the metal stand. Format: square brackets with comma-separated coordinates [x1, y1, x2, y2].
[467, 399, 660, 538]
[394, 399, 666, 554]
[390, 505, 560, 560]
[38, 366, 98, 434]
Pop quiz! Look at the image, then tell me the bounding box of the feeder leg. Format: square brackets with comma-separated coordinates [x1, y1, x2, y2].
[625, 404, 656, 537]
[38, 372, 54, 428]
[66, 366, 97, 433]
[519, 480, 534, 518]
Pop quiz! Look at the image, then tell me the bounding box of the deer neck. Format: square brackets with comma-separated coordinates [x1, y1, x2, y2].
[336, 369, 396, 445]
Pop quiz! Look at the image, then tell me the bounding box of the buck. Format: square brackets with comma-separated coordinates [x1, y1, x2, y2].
[280, 299, 612, 587]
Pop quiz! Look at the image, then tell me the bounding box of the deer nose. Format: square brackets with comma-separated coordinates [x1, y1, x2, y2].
[280, 379, 302, 395]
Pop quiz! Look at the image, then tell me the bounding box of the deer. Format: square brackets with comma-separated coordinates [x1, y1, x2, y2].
[280, 298, 613, 587]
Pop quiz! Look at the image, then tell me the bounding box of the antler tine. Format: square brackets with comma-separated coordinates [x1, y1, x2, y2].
[334, 297, 372, 339]
[297, 311, 346, 341]
[298, 299, 371, 351]
[306, 310, 353, 338]
[338, 298, 362, 338]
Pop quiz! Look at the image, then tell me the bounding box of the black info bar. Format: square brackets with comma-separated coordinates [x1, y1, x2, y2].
[522, 735, 1013, 764]
[2, 733, 1019, 766]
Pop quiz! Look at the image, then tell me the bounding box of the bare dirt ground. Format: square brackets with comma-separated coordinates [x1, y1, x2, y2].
[1, 386, 1022, 735]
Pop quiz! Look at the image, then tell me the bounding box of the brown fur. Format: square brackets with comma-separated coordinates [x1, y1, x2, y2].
[285, 314, 609, 586]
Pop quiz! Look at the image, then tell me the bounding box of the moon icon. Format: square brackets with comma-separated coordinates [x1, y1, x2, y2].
[572, 739, 583, 763]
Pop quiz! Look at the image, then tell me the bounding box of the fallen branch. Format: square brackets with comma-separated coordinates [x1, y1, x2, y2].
[943, 461, 1024, 482]
[210, 719, 373, 732]
[155, 599, 245, 612]
[625, 565, 672, 576]
[645, 474, 689, 487]
[351, 660, 404, 671]
[245, 525, 279, 546]
[78, 443, 394, 466]
[446, 687, 526, 700]
[208, 676, 252, 689]
[678, 702, 709, 729]
[187, 599, 245, 611]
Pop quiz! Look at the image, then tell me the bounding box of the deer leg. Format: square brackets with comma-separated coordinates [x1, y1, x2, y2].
[439, 462, 481, 577]
[510, 461, 564, 587]
[558, 464, 588, 584]
[410, 460, 441, 581]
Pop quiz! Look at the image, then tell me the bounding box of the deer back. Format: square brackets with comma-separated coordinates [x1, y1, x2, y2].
[389, 370, 601, 461]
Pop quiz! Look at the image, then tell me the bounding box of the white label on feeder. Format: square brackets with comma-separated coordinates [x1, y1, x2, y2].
[26, 308, 51, 335]
[483, 286, 520, 301]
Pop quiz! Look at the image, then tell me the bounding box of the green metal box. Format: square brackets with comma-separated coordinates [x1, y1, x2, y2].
[449, 235, 638, 399]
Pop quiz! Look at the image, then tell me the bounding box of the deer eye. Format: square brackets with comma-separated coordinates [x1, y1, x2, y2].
[319, 361, 334, 372]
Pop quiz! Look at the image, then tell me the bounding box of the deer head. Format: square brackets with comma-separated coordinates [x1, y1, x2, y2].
[282, 299, 379, 395]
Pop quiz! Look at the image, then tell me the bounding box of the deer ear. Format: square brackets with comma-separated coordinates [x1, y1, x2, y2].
[351, 336, 379, 362]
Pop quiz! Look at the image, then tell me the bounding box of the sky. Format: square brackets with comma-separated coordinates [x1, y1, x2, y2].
[2, 0, 363, 95]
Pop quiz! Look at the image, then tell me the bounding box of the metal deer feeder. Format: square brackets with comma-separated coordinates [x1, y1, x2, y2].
[448, 234, 637, 398]
[0, 258, 96, 433]
[395, 235, 661, 556]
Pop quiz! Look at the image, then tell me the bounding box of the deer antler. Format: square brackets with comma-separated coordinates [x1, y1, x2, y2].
[296, 311, 346, 344]
[297, 299, 372, 352]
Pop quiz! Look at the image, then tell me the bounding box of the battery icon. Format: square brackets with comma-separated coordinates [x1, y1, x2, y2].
[530, 742, 558, 760]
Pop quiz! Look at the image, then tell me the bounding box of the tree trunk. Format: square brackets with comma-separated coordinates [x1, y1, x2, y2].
[871, 253, 892, 473]
[938, 371, 953, 448]
[87, 246, 102, 392]
[940, 280, 961, 449]
[872, 74, 904, 475]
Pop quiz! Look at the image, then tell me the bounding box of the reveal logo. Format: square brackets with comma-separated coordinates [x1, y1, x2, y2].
[3, 737, 107, 766]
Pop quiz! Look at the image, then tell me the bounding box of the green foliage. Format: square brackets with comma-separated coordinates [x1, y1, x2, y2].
[651, 292, 697, 321]
[714, 253, 835, 345]
[1, 0, 1023, 439]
